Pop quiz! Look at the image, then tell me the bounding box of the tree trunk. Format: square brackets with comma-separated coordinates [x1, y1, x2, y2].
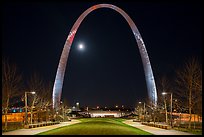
[31, 98, 35, 124]
[4, 108, 8, 131]
[198, 115, 200, 123]
[188, 87, 192, 129]
[194, 114, 196, 129]
[164, 99, 168, 123]
[4, 97, 10, 131]
[31, 107, 33, 124]
[179, 113, 181, 129]
[46, 108, 48, 123]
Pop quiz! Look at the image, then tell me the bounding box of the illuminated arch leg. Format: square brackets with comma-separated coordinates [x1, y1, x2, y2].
[52, 4, 158, 110]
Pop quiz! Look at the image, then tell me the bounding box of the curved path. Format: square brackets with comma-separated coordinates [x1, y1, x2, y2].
[123, 119, 194, 135]
[2, 119, 81, 135]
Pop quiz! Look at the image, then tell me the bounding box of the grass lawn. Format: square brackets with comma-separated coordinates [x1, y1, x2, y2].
[38, 118, 152, 135]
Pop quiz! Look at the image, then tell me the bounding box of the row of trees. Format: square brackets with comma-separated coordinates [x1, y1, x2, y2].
[156, 57, 202, 129]
[135, 57, 202, 129]
[2, 58, 22, 131]
[2, 58, 58, 131]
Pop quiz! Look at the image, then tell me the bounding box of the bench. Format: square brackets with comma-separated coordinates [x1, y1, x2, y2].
[141, 122, 170, 130]
[133, 119, 141, 122]
[25, 121, 60, 129]
[156, 124, 170, 129]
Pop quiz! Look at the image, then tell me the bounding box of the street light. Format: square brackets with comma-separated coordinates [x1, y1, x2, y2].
[162, 92, 173, 128]
[139, 102, 146, 122]
[61, 101, 65, 121]
[76, 102, 80, 111]
[25, 91, 35, 126]
[162, 94, 168, 124]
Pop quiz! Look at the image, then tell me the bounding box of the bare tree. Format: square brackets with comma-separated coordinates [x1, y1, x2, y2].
[30, 81, 53, 123]
[156, 75, 174, 124]
[2, 58, 22, 131]
[40, 82, 53, 123]
[26, 72, 44, 124]
[175, 57, 202, 129]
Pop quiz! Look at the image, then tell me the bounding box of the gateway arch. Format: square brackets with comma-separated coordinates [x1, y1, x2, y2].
[52, 4, 158, 110]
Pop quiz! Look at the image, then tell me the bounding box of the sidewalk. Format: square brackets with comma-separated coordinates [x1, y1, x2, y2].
[2, 119, 81, 135]
[123, 119, 195, 135]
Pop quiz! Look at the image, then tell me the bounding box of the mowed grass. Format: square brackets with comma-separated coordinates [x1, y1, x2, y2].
[38, 118, 152, 135]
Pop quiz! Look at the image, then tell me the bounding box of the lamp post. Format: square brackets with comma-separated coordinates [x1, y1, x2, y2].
[25, 91, 35, 126]
[139, 102, 146, 122]
[76, 102, 80, 111]
[162, 92, 173, 128]
[163, 96, 168, 123]
[61, 101, 65, 122]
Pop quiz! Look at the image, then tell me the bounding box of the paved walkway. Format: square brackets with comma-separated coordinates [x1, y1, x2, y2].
[2, 119, 81, 135]
[123, 119, 195, 135]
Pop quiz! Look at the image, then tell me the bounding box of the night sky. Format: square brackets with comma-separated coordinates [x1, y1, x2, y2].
[2, 1, 202, 108]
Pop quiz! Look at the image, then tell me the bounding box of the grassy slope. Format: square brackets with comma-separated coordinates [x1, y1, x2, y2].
[38, 118, 152, 135]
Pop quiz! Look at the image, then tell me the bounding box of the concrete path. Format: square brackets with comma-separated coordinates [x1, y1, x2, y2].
[2, 119, 81, 135]
[123, 119, 195, 135]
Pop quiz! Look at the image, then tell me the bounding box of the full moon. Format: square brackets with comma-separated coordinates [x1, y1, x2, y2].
[78, 44, 84, 50]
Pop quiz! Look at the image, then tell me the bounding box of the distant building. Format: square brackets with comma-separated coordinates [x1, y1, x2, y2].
[88, 110, 125, 118]
[2, 112, 28, 123]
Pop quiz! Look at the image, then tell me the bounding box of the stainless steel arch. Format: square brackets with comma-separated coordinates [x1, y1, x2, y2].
[52, 4, 158, 110]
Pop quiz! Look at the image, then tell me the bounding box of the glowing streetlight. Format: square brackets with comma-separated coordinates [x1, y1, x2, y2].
[31, 92, 35, 95]
[162, 92, 173, 128]
[162, 92, 167, 95]
[138, 101, 146, 122]
[76, 102, 80, 111]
